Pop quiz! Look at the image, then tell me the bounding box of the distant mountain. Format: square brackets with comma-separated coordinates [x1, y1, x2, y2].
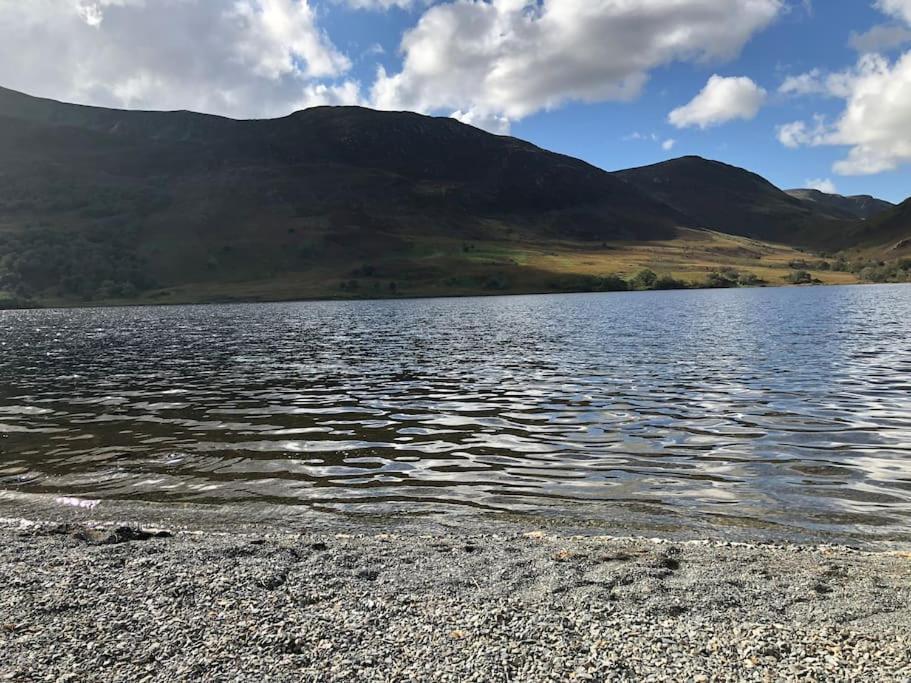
[615, 156, 854, 247]
[0, 86, 896, 305]
[0, 84, 704, 294]
[0, 85, 680, 240]
[842, 199, 911, 255]
[786, 188, 894, 221]
[0, 85, 690, 301]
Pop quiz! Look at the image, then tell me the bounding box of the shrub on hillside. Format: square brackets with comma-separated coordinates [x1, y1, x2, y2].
[654, 275, 688, 290]
[598, 274, 630, 292]
[786, 270, 814, 285]
[629, 268, 658, 291]
[704, 270, 740, 288]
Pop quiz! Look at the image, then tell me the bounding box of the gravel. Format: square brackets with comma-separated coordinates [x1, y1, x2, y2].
[1, 519, 910, 682]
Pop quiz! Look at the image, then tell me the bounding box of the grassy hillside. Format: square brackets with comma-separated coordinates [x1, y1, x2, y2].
[0, 87, 887, 308]
[23, 228, 852, 308]
[0, 86, 685, 306]
[827, 200, 911, 285]
[844, 199, 911, 254]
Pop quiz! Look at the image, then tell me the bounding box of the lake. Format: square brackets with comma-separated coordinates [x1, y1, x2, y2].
[1, 285, 910, 544]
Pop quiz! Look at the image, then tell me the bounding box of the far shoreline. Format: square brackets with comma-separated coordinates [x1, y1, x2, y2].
[4, 278, 906, 314]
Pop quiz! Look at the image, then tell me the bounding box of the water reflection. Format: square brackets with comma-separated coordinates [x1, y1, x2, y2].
[1, 285, 910, 542]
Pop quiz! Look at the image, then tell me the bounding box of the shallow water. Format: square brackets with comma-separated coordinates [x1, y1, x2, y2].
[1, 285, 911, 543]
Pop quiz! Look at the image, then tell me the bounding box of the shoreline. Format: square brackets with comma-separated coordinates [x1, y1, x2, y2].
[2, 517, 909, 681]
[4, 491, 910, 552]
[4, 279, 899, 313]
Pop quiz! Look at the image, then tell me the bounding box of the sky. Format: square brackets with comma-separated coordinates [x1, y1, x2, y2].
[0, 1, 909, 202]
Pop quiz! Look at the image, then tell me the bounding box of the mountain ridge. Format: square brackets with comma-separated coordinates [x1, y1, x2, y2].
[0, 85, 900, 305]
[785, 188, 894, 221]
[850, 199, 911, 255]
[614, 156, 864, 247]
[0, 85, 684, 237]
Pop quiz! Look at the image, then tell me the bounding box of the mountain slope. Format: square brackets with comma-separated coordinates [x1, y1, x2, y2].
[786, 189, 894, 221]
[615, 156, 854, 247]
[0, 87, 868, 305]
[0, 85, 680, 237]
[0, 85, 693, 301]
[843, 199, 911, 255]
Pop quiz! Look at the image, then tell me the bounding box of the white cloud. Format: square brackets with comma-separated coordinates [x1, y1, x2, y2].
[624, 132, 660, 142]
[75, 0, 146, 25]
[623, 131, 676, 151]
[805, 178, 837, 194]
[0, 0, 352, 118]
[877, 0, 911, 24]
[230, 0, 349, 80]
[777, 53, 911, 175]
[774, 0, 911, 176]
[450, 109, 511, 135]
[779, 68, 861, 98]
[777, 121, 809, 148]
[0, 0, 785, 133]
[76, 2, 105, 27]
[295, 80, 365, 109]
[828, 53, 911, 174]
[341, 0, 422, 8]
[849, 24, 911, 53]
[668, 75, 767, 129]
[776, 114, 830, 148]
[370, 0, 782, 133]
[779, 68, 827, 95]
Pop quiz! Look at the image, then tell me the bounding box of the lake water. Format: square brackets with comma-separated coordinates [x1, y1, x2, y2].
[1, 285, 910, 544]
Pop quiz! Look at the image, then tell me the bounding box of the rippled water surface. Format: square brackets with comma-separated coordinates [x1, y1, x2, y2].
[2, 285, 911, 542]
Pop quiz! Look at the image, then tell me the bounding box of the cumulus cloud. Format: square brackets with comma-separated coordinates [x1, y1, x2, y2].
[296, 80, 365, 109]
[0, 0, 353, 118]
[827, 53, 911, 174]
[777, 121, 811, 148]
[662, 139, 677, 151]
[776, 0, 911, 175]
[778, 53, 911, 175]
[779, 69, 828, 95]
[877, 0, 911, 24]
[776, 114, 836, 149]
[805, 178, 837, 194]
[668, 75, 767, 129]
[370, 0, 782, 133]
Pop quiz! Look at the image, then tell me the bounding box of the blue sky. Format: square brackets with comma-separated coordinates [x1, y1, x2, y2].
[0, 1, 909, 202]
[322, 1, 908, 202]
[514, 4, 892, 192]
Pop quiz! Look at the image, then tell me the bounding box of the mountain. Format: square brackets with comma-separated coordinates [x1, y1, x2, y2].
[0, 85, 707, 302]
[0, 85, 680, 239]
[842, 199, 911, 255]
[614, 156, 856, 247]
[785, 188, 894, 221]
[0, 86, 872, 305]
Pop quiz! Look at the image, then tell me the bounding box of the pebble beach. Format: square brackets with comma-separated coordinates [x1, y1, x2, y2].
[2, 518, 910, 682]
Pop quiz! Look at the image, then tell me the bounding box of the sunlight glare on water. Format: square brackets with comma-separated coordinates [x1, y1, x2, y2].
[1, 285, 910, 543]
